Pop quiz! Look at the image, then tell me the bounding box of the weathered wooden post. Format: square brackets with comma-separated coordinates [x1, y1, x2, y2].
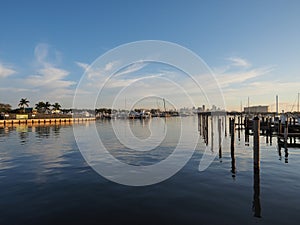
[252, 116, 261, 218]
[253, 117, 260, 169]
[218, 118, 222, 159]
[206, 114, 209, 145]
[230, 118, 235, 146]
[229, 117, 231, 135]
[284, 117, 288, 149]
[278, 119, 282, 135]
[211, 115, 214, 150]
[245, 116, 249, 135]
[202, 114, 205, 139]
[225, 114, 227, 137]
[198, 113, 201, 135]
[266, 117, 269, 144]
[230, 117, 236, 177]
[261, 116, 265, 134]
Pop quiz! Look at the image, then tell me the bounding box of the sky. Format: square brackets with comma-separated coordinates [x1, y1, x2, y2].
[0, 0, 299, 111]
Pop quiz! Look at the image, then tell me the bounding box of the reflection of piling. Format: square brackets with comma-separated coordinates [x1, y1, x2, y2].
[253, 163, 261, 218]
[245, 131, 250, 146]
[261, 117, 265, 134]
[253, 116, 261, 218]
[218, 118, 222, 159]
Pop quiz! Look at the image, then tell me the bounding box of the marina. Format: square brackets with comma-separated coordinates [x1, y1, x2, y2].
[1, 117, 300, 224]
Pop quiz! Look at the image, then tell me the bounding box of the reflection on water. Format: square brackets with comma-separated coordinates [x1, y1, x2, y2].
[253, 164, 261, 218]
[0, 117, 300, 225]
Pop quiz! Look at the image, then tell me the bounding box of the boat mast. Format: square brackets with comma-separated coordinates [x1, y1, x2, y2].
[297, 92, 300, 113]
[248, 97, 250, 115]
[276, 95, 279, 115]
[163, 98, 166, 112]
[125, 97, 126, 111]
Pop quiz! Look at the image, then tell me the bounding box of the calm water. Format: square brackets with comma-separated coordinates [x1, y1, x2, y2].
[0, 117, 300, 225]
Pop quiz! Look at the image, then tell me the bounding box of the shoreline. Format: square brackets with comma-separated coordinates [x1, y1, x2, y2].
[0, 117, 96, 127]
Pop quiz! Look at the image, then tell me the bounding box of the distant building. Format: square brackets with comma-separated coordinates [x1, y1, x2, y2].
[244, 105, 269, 113]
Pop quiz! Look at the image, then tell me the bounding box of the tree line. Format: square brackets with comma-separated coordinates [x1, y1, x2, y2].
[13, 98, 62, 113]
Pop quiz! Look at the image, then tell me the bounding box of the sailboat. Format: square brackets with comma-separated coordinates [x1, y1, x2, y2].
[160, 98, 170, 117]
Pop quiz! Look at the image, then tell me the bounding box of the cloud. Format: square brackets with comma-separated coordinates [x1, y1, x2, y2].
[227, 57, 251, 68]
[0, 63, 16, 78]
[26, 67, 75, 88]
[76, 61, 119, 80]
[105, 62, 114, 71]
[34, 43, 49, 65]
[75, 61, 89, 71]
[76, 61, 148, 79]
[24, 44, 76, 89]
[216, 66, 275, 88]
[114, 62, 148, 77]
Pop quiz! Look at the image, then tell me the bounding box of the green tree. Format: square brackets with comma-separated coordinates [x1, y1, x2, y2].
[35, 101, 46, 113]
[52, 102, 61, 111]
[18, 98, 30, 113]
[44, 101, 51, 112]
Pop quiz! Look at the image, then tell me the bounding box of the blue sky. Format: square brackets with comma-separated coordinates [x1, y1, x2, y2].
[0, 0, 299, 111]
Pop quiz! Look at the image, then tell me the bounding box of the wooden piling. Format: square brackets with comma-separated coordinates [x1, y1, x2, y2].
[252, 116, 261, 217]
[230, 117, 236, 177]
[225, 114, 227, 137]
[218, 118, 222, 159]
[253, 117, 260, 169]
[230, 118, 235, 145]
[211, 116, 214, 150]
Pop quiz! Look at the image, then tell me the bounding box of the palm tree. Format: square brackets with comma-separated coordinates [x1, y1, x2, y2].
[18, 98, 30, 113]
[35, 101, 46, 113]
[44, 101, 51, 113]
[52, 102, 61, 111]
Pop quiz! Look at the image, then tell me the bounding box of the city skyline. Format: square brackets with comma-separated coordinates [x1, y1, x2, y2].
[0, 1, 299, 111]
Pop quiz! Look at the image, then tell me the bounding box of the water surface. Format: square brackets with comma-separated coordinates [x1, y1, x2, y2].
[0, 117, 299, 225]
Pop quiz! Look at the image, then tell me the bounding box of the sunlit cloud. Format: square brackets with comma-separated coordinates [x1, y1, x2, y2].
[75, 61, 89, 71]
[25, 44, 76, 90]
[0, 63, 16, 78]
[114, 62, 148, 77]
[0, 43, 77, 107]
[226, 56, 251, 68]
[216, 66, 275, 88]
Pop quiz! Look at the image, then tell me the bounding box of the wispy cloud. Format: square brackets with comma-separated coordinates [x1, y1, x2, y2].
[76, 61, 119, 80]
[114, 62, 148, 77]
[25, 44, 75, 89]
[75, 61, 89, 71]
[216, 65, 275, 88]
[227, 56, 251, 68]
[0, 63, 16, 78]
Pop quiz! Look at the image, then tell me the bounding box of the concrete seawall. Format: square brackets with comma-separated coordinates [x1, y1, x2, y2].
[0, 117, 95, 126]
